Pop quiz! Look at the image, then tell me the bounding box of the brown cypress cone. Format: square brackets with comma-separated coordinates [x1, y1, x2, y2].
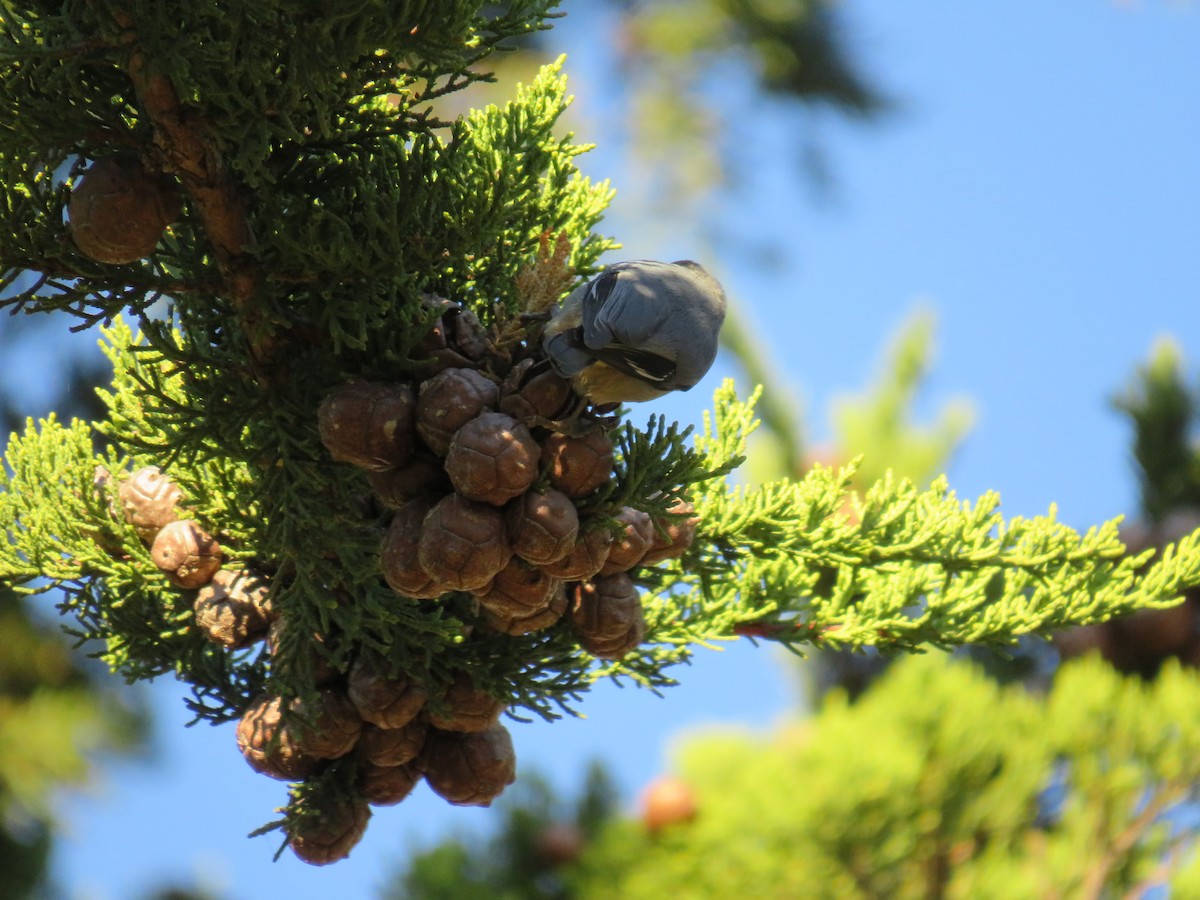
[414, 297, 492, 372]
[540, 526, 613, 581]
[117, 465, 183, 542]
[476, 558, 562, 632]
[368, 452, 450, 508]
[417, 494, 512, 592]
[416, 368, 499, 456]
[421, 723, 516, 807]
[427, 672, 506, 733]
[640, 499, 700, 566]
[484, 581, 568, 636]
[506, 488, 579, 566]
[380, 498, 451, 599]
[359, 761, 421, 807]
[347, 650, 428, 729]
[289, 790, 371, 866]
[499, 359, 576, 422]
[293, 689, 364, 761]
[236, 694, 318, 781]
[570, 574, 647, 660]
[151, 519, 222, 589]
[356, 719, 429, 767]
[68, 153, 182, 264]
[445, 411, 541, 506]
[193, 568, 271, 649]
[542, 430, 614, 498]
[599, 507, 655, 575]
[317, 382, 416, 472]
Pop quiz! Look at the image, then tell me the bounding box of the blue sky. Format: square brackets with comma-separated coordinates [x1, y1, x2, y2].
[34, 2, 1200, 897]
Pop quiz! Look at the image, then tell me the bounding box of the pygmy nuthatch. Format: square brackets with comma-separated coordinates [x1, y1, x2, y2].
[542, 259, 727, 406]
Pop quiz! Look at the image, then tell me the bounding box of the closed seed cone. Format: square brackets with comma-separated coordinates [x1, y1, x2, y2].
[599, 507, 655, 575]
[236, 694, 318, 781]
[416, 367, 499, 455]
[542, 430, 614, 498]
[421, 722, 516, 807]
[193, 568, 271, 649]
[117, 465, 183, 542]
[417, 493, 512, 593]
[381, 498, 453, 599]
[151, 519, 222, 588]
[359, 761, 421, 807]
[506, 488, 579, 566]
[539, 526, 613, 581]
[289, 790, 371, 866]
[318, 381, 416, 472]
[484, 582, 567, 636]
[570, 574, 647, 660]
[639, 499, 700, 566]
[427, 672, 505, 733]
[369, 452, 450, 508]
[347, 650, 427, 729]
[500, 359, 575, 422]
[356, 719, 429, 768]
[68, 153, 181, 264]
[294, 689, 363, 761]
[477, 561, 561, 628]
[445, 411, 541, 506]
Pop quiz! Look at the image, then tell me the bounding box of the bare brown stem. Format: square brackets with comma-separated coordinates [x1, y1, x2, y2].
[110, 9, 275, 377]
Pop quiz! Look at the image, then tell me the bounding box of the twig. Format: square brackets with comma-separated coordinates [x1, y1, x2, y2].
[109, 9, 275, 378]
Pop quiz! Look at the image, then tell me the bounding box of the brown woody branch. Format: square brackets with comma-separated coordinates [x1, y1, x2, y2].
[111, 9, 277, 377]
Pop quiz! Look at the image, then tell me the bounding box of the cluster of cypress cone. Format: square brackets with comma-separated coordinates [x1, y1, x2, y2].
[280, 297, 698, 863]
[107, 466, 266, 640]
[317, 298, 698, 659]
[108, 296, 700, 865]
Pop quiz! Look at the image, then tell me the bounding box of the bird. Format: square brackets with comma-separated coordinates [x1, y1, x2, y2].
[541, 259, 727, 406]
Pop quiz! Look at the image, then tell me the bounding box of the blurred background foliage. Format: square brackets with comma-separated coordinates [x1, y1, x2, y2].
[0, 319, 149, 900]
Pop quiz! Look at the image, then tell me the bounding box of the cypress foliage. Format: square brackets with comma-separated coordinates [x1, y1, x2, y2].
[1, 3, 1198, 861]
